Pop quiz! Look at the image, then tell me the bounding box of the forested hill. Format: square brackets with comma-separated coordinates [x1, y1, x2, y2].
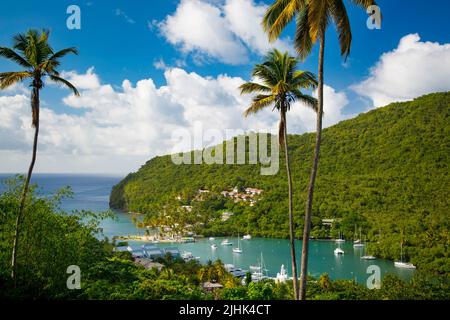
[110, 92, 449, 273]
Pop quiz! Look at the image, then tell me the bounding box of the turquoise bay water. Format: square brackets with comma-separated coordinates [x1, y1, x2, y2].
[0, 174, 415, 283]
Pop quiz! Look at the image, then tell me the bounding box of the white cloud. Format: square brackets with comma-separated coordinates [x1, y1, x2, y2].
[223, 0, 293, 55]
[288, 85, 351, 133]
[353, 34, 450, 107]
[0, 67, 349, 173]
[153, 58, 168, 70]
[60, 67, 101, 90]
[157, 0, 292, 65]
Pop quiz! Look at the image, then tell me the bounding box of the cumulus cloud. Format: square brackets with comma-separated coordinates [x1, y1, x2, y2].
[157, 0, 292, 65]
[353, 34, 450, 107]
[288, 85, 351, 133]
[59, 67, 101, 90]
[0, 67, 349, 173]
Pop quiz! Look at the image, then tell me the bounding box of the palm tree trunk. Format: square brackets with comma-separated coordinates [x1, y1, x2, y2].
[299, 30, 325, 300]
[11, 86, 40, 285]
[281, 110, 299, 300]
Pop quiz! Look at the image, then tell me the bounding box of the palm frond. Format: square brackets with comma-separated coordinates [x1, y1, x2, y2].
[308, 0, 330, 43]
[252, 63, 279, 87]
[0, 71, 32, 89]
[349, 0, 378, 9]
[49, 47, 78, 61]
[243, 94, 275, 117]
[291, 89, 318, 112]
[49, 75, 80, 96]
[330, 0, 352, 59]
[239, 82, 271, 95]
[294, 5, 313, 60]
[292, 70, 318, 89]
[0, 47, 32, 68]
[263, 0, 304, 42]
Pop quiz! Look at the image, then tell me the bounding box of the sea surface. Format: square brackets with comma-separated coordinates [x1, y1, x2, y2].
[0, 174, 415, 283]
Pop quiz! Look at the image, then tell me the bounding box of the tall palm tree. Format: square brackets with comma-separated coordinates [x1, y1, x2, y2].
[262, 0, 377, 300]
[240, 49, 317, 299]
[0, 29, 79, 284]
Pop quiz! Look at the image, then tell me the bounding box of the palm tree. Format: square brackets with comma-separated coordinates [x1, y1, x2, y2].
[0, 29, 79, 284]
[240, 49, 317, 299]
[262, 0, 377, 300]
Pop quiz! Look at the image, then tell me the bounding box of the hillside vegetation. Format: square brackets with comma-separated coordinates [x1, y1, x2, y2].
[110, 92, 450, 275]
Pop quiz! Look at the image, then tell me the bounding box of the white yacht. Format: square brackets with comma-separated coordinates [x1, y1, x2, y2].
[275, 264, 288, 283]
[233, 234, 243, 253]
[334, 240, 344, 255]
[360, 237, 376, 260]
[242, 234, 252, 240]
[221, 239, 233, 246]
[335, 231, 345, 243]
[181, 251, 200, 262]
[250, 253, 269, 282]
[394, 261, 416, 269]
[353, 227, 364, 248]
[211, 244, 218, 250]
[394, 242, 416, 269]
[209, 237, 215, 241]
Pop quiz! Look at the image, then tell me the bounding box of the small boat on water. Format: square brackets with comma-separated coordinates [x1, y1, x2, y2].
[360, 236, 375, 260]
[211, 244, 217, 250]
[225, 264, 247, 278]
[209, 237, 215, 241]
[242, 234, 251, 240]
[394, 261, 416, 269]
[181, 251, 200, 262]
[233, 234, 243, 254]
[335, 231, 345, 243]
[275, 264, 288, 283]
[250, 253, 269, 282]
[221, 239, 233, 246]
[353, 227, 364, 248]
[334, 247, 344, 255]
[394, 242, 416, 269]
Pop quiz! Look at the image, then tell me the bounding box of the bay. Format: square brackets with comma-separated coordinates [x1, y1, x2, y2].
[0, 173, 415, 283]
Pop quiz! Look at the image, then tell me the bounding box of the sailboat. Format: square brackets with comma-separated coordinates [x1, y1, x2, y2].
[250, 253, 269, 282]
[334, 240, 344, 255]
[353, 227, 364, 248]
[233, 234, 242, 254]
[211, 244, 218, 250]
[242, 234, 252, 240]
[335, 230, 345, 243]
[221, 239, 233, 246]
[275, 264, 288, 283]
[361, 237, 376, 260]
[394, 242, 416, 269]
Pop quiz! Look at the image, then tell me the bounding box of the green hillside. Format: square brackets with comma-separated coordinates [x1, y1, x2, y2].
[110, 92, 449, 274]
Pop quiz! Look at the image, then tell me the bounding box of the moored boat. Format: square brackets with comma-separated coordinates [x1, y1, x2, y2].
[221, 239, 233, 246]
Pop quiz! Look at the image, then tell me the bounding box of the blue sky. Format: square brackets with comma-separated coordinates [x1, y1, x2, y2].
[1, 0, 450, 173]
